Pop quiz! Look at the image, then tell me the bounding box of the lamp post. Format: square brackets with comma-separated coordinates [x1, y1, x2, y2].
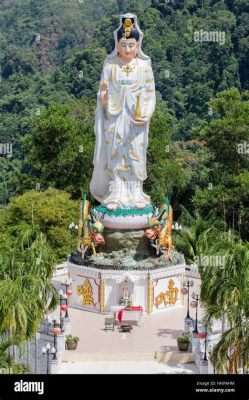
[61, 277, 73, 318]
[51, 317, 61, 360]
[203, 324, 207, 361]
[62, 293, 69, 318]
[191, 292, 200, 334]
[59, 290, 66, 331]
[181, 279, 194, 319]
[42, 343, 56, 374]
[181, 279, 194, 332]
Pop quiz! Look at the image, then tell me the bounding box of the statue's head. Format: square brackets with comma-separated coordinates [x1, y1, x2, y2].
[106, 14, 149, 62]
[117, 18, 140, 62]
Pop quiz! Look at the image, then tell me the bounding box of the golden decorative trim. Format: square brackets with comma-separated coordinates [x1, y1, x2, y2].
[181, 273, 185, 305]
[112, 57, 144, 92]
[129, 150, 140, 162]
[111, 149, 119, 160]
[119, 156, 130, 171]
[115, 137, 122, 144]
[77, 201, 83, 250]
[137, 170, 147, 180]
[109, 96, 125, 112]
[147, 277, 153, 313]
[119, 166, 130, 171]
[99, 278, 105, 314]
[121, 63, 136, 76]
[123, 18, 134, 38]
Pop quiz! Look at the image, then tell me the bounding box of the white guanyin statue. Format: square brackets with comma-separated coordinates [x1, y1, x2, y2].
[90, 13, 156, 212]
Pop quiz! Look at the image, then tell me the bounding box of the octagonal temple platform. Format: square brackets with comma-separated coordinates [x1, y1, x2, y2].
[67, 229, 200, 314]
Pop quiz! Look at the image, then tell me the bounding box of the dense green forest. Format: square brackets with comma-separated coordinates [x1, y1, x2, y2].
[0, 0, 249, 243]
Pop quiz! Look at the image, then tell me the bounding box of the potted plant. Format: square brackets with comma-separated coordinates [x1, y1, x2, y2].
[177, 332, 190, 352]
[65, 335, 80, 350]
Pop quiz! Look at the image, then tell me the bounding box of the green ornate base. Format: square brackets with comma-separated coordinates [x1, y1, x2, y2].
[94, 204, 154, 230]
[95, 204, 154, 217]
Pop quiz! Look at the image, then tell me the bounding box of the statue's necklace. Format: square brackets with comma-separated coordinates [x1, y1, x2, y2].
[118, 58, 137, 77]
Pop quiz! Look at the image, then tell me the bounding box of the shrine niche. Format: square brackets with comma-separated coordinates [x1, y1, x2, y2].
[117, 273, 136, 307]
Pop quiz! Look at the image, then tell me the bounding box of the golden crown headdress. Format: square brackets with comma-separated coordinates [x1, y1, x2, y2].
[122, 18, 134, 38]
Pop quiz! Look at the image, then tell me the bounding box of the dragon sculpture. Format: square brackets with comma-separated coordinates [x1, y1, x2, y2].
[144, 197, 173, 261]
[78, 195, 105, 258]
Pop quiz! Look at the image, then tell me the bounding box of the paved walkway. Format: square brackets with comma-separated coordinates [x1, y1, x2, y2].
[62, 305, 189, 353]
[59, 360, 198, 374]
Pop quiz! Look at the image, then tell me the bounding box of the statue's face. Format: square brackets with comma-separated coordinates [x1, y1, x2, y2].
[117, 38, 139, 62]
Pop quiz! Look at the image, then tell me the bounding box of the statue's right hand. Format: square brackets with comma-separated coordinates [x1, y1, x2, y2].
[99, 82, 108, 107]
[99, 92, 108, 107]
[100, 82, 108, 92]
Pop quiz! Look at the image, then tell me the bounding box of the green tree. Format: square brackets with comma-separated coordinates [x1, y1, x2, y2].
[193, 88, 249, 239]
[145, 101, 186, 205]
[201, 235, 249, 373]
[0, 337, 28, 374]
[0, 188, 79, 261]
[22, 101, 95, 200]
[0, 229, 58, 339]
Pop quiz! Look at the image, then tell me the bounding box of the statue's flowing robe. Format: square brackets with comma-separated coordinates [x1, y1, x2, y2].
[90, 56, 156, 208]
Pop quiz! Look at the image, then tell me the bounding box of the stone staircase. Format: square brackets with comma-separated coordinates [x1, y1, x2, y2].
[155, 350, 195, 364]
[62, 350, 156, 362]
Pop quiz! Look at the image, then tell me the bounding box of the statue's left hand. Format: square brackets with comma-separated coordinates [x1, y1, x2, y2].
[130, 117, 149, 126]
